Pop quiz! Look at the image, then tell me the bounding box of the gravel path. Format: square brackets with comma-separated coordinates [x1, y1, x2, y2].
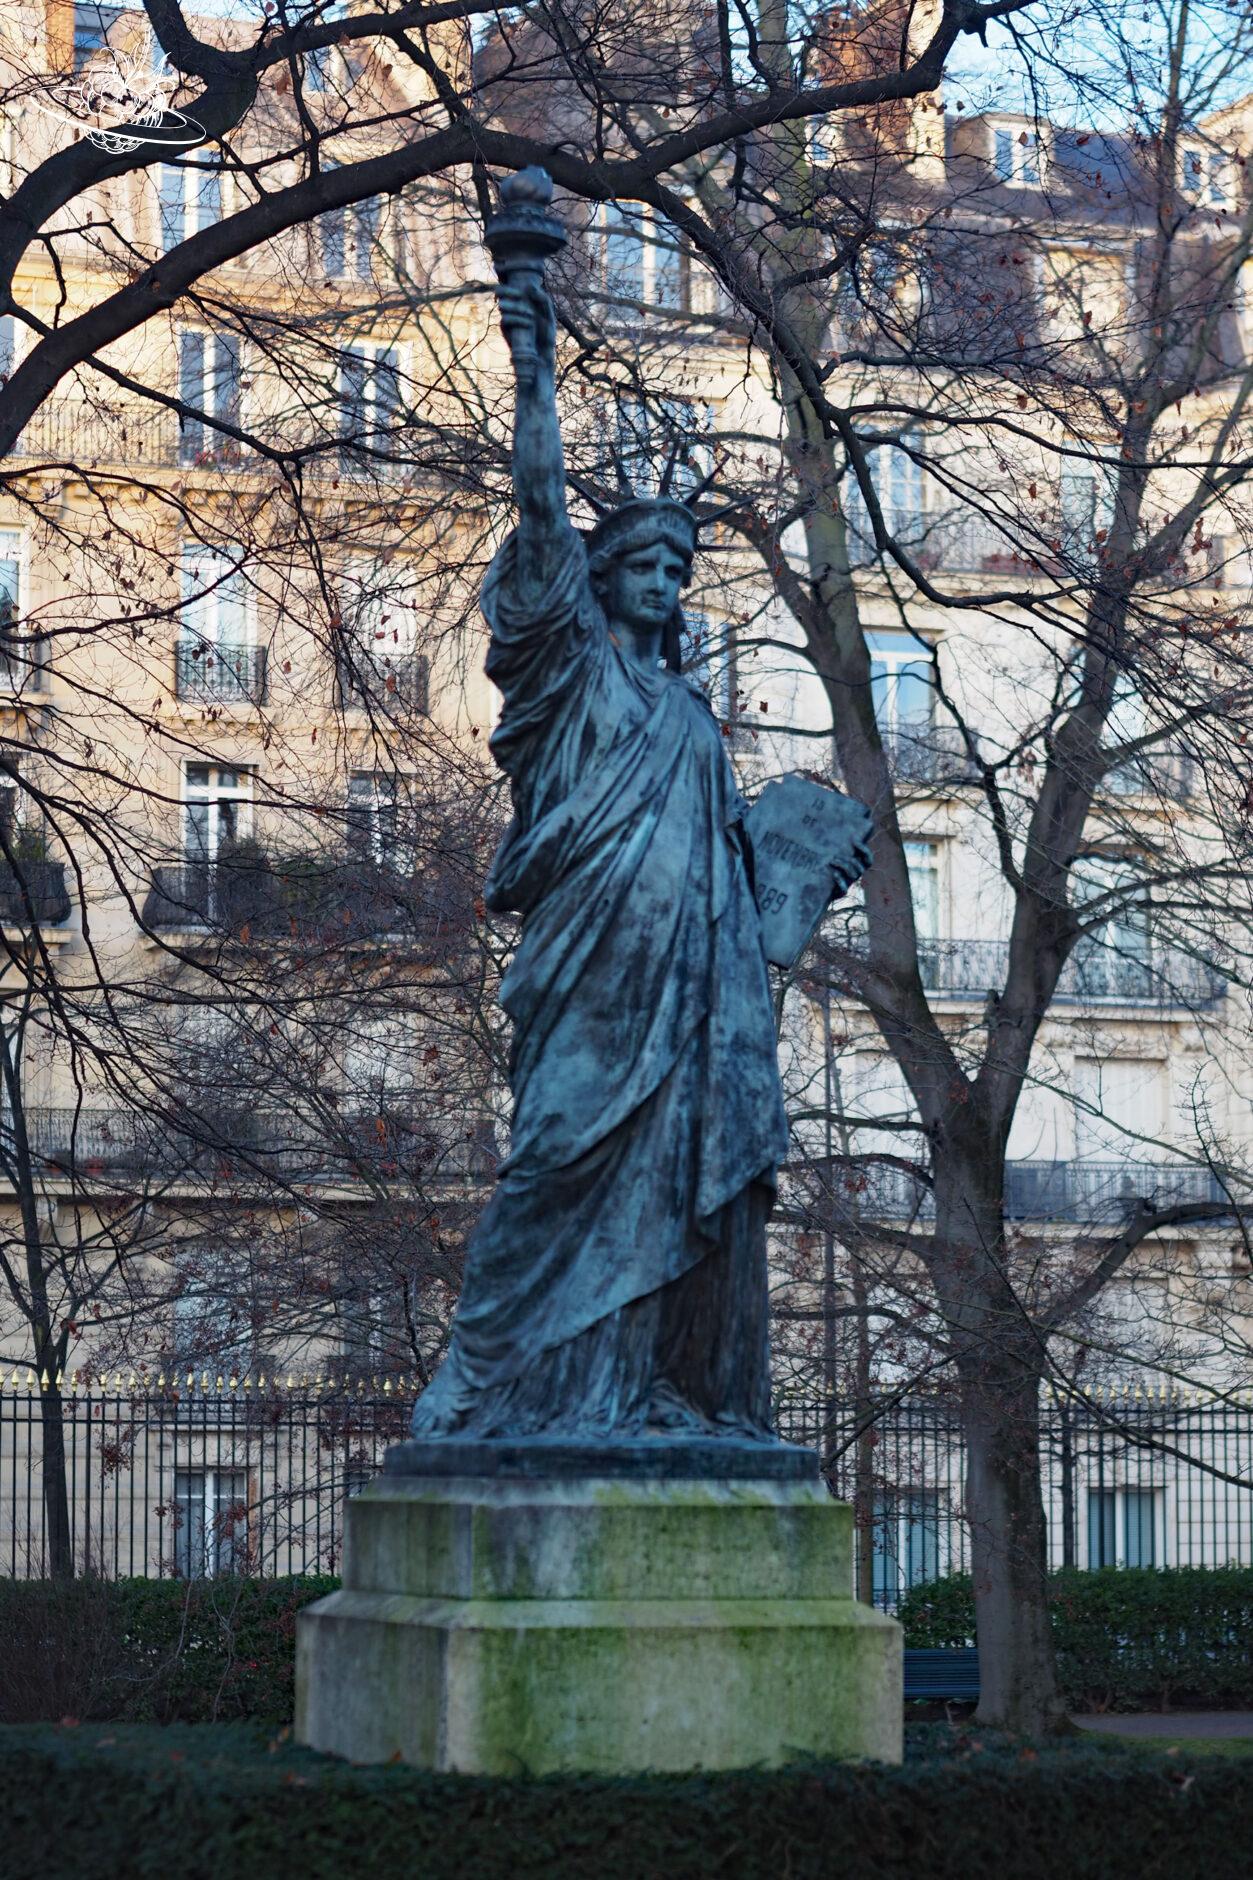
[1074, 1712, 1253, 1739]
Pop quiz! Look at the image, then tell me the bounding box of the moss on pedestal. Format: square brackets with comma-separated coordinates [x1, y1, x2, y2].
[296, 1476, 901, 1775]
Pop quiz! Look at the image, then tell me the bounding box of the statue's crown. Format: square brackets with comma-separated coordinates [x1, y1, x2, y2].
[586, 499, 698, 572]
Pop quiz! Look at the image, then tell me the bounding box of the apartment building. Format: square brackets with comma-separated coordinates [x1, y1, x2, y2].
[0, 0, 509, 1395]
[2, 3, 1251, 1405]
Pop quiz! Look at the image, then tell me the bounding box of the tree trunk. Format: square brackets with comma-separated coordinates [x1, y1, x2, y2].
[962, 1362, 1068, 1734]
[38, 1379, 73, 1579]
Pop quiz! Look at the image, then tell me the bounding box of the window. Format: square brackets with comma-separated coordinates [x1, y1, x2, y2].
[318, 163, 377, 278]
[904, 839, 941, 943]
[305, 1, 344, 90]
[0, 532, 20, 635]
[352, 196, 379, 282]
[1060, 465, 1115, 554]
[612, 395, 709, 498]
[344, 1014, 416, 1103]
[1087, 1486, 1160, 1568]
[182, 764, 253, 861]
[0, 315, 12, 384]
[158, 162, 223, 251]
[178, 331, 241, 466]
[993, 124, 1040, 186]
[172, 1284, 246, 1369]
[1073, 1057, 1166, 1162]
[0, 531, 32, 692]
[680, 611, 736, 718]
[173, 1468, 249, 1577]
[1071, 855, 1151, 996]
[321, 208, 346, 275]
[177, 547, 262, 702]
[844, 437, 925, 560]
[347, 772, 403, 866]
[867, 631, 934, 743]
[873, 1491, 941, 1607]
[337, 556, 428, 709]
[594, 203, 688, 312]
[73, 2, 120, 69]
[339, 344, 402, 471]
[1182, 147, 1228, 208]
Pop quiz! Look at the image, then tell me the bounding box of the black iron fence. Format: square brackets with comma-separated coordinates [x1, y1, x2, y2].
[3, 1379, 1251, 1602]
[775, 1389, 1253, 1606]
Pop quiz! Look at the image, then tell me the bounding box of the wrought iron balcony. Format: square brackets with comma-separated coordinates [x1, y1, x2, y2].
[1003, 1161, 1234, 1223]
[142, 851, 468, 952]
[880, 725, 979, 787]
[849, 509, 1233, 587]
[0, 860, 70, 926]
[915, 938, 1226, 1007]
[0, 637, 47, 696]
[0, 1100, 491, 1188]
[832, 1159, 1237, 1226]
[5, 402, 419, 484]
[174, 640, 268, 705]
[335, 652, 430, 714]
[1101, 747, 1198, 803]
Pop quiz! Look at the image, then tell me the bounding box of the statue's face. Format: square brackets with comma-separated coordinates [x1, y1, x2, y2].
[598, 542, 688, 643]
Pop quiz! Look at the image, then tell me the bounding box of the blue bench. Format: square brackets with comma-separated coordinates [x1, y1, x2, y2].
[903, 1647, 980, 1702]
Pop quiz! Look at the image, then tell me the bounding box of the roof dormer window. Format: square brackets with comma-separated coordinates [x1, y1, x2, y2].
[994, 126, 1040, 187]
[1182, 146, 1228, 208]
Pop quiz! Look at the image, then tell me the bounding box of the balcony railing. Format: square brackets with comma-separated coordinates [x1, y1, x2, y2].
[6, 402, 421, 483]
[174, 640, 268, 705]
[879, 725, 979, 788]
[833, 1159, 1238, 1226]
[849, 509, 1235, 587]
[142, 852, 469, 951]
[0, 1101, 492, 1187]
[0, 861, 70, 926]
[914, 937, 1226, 1007]
[335, 653, 430, 714]
[0, 639, 47, 696]
[1102, 747, 1198, 803]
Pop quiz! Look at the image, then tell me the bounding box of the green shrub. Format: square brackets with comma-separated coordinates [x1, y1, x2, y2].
[898, 1566, 1253, 1710]
[0, 1721, 1247, 1880]
[0, 1576, 337, 1726]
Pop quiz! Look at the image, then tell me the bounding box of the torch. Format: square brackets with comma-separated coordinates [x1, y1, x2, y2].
[483, 167, 568, 390]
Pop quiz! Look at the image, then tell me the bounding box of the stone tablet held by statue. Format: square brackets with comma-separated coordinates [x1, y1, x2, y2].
[746, 775, 874, 969]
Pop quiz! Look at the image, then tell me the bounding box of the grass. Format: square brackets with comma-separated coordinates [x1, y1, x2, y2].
[1099, 1732, 1253, 1758]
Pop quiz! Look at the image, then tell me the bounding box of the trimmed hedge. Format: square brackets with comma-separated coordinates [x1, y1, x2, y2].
[0, 1575, 337, 1725]
[899, 1567, 1253, 1711]
[0, 1721, 1247, 1880]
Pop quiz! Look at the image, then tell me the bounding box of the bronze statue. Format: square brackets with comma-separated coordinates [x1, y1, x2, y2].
[410, 173, 868, 1448]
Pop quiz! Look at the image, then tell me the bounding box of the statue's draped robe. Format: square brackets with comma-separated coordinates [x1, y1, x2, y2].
[411, 527, 789, 1437]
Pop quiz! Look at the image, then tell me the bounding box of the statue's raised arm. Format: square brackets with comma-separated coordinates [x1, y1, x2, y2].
[484, 170, 574, 598]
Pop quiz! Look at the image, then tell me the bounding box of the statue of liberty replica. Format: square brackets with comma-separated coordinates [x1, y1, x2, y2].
[297, 172, 899, 1773]
[409, 188, 790, 1449]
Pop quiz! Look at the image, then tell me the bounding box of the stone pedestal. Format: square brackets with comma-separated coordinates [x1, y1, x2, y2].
[295, 1441, 902, 1774]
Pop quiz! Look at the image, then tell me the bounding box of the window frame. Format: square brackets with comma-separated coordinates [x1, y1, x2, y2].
[593, 202, 691, 314]
[177, 330, 243, 466]
[338, 343, 404, 472]
[181, 762, 254, 862]
[1086, 1484, 1163, 1569]
[872, 1488, 945, 1608]
[172, 1465, 250, 1578]
[158, 161, 224, 252]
